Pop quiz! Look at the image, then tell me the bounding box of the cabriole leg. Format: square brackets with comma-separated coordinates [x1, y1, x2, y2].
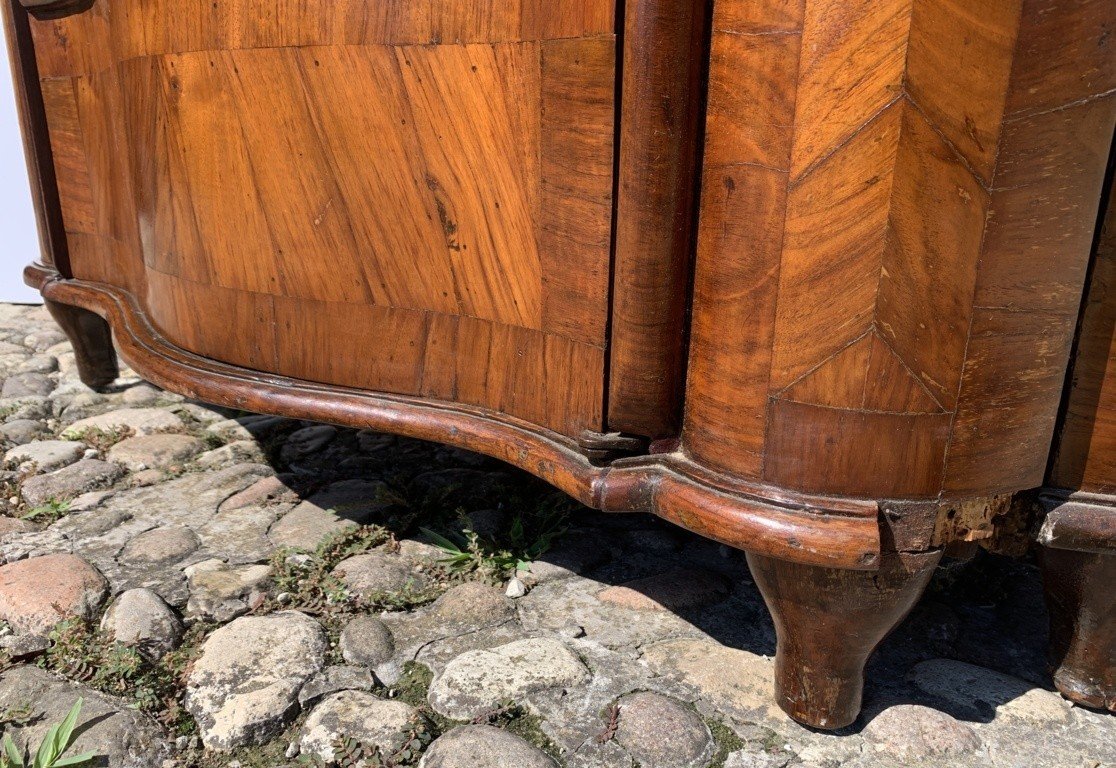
[45, 299, 118, 391]
[1040, 547, 1116, 711]
[746, 549, 942, 729]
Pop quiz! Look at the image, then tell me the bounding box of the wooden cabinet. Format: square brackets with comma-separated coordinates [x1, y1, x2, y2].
[6, 0, 1115, 728]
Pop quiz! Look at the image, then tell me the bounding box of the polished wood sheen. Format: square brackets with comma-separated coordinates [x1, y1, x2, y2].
[10, 0, 1116, 732]
[748, 549, 943, 729]
[25, 0, 616, 437]
[686, 0, 1116, 499]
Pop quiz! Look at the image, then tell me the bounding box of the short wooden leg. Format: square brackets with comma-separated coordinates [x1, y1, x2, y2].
[746, 549, 942, 729]
[1040, 547, 1116, 711]
[45, 299, 118, 391]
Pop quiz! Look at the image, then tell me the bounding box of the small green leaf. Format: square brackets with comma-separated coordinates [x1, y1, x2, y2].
[49, 752, 95, 767]
[54, 700, 82, 756]
[2, 734, 24, 768]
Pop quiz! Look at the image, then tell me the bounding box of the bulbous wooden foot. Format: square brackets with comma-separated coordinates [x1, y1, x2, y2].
[45, 299, 118, 391]
[1040, 547, 1116, 711]
[747, 549, 942, 729]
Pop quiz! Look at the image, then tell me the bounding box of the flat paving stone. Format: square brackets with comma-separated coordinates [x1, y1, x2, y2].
[4, 439, 85, 473]
[419, 725, 556, 768]
[428, 637, 590, 720]
[0, 553, 108, 633]
[185, 611, 327, 750]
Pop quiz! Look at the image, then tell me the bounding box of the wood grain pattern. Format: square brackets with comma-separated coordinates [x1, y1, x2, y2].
[26, 0, 616, 439]
[2, 0, 69, 271]
[28, 265, 885, 572]
[686, 0, 1116, 500]
[607, 0, 706, 438]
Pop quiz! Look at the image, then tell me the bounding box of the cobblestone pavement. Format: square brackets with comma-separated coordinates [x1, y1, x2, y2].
[0, 302, 1112, 768]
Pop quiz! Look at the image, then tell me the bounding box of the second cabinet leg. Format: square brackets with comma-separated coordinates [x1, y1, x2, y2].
[1040, 547, 1115, 711]
[746, 549, 942, 729]
[45, 299, 119, 391]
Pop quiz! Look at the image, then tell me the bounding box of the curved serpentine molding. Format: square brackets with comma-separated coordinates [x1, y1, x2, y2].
[26, 264, 881, 570]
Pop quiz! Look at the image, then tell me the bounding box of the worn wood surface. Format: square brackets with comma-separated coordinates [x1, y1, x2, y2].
[1040, 546, 1116, 711]
[607, 0, 706, 438]
[1049, 160, 1116, 494]
[685, 0, 1116, 501]
[1, 0, 67, 271]
[26, 0, 616, 438]
[27, 264, 885, 571]
[748, 549, 943, 729]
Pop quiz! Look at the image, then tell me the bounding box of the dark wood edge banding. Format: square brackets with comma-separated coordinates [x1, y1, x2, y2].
[1039, 489, 1116, 554]
[2, 2, 70, 272]
[26, 265, 883, 569]
[18, 0, 94, 20]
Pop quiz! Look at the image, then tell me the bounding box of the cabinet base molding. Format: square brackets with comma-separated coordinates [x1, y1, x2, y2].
[32, 266, 1017, 728]
[1038, 491, 1116, 711]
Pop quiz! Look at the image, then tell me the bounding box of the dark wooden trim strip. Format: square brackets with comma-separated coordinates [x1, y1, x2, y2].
[2, 0, 71, 273]
[607, 0, 708, 438]
[1039, 490, 1116, 554]
[17, 0, 93, 20]
[27, 265, 883, 570]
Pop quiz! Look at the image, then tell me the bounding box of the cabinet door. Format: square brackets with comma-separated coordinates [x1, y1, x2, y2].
[685, 0, 1116, 500]
[27, 0, 615, 438]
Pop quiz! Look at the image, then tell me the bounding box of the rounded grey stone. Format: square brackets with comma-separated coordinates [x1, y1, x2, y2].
[107, 433, 206, 471]
[333, 553, 427, 599]
[19, 459, 122, 507]
[4, 440, 85, 473]
[432, 582, 514, 626]
[1, 372, 55, 398]
[419, 725, 555, 768]
[0, 419, 48, 445]
[615, 692, 714, 768]
[119, 526, 200, 565]
[340, 615, 396, 666]
[863, 704, 981, 762]
[100, 588, 184, 658]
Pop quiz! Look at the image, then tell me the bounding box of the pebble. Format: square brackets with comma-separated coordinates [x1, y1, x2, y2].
[107, 433, 205, 471]
[299, 690, 416, 763]
[185, 611, 327, 750]
[0, 553, 108, 633]
[99, 588, 184, 658]
[615, 692, 715, 768]
[505, 577, 528, 598]
[3, 439, 85, 473]
[419, 725, 556, 768]
[340, 615, 396, 666]
[428, 638, 590, 719]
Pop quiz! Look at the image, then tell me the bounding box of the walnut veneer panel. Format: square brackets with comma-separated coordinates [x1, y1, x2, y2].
[687, 0, 1116, 500]
[27, 0, 614, 438]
